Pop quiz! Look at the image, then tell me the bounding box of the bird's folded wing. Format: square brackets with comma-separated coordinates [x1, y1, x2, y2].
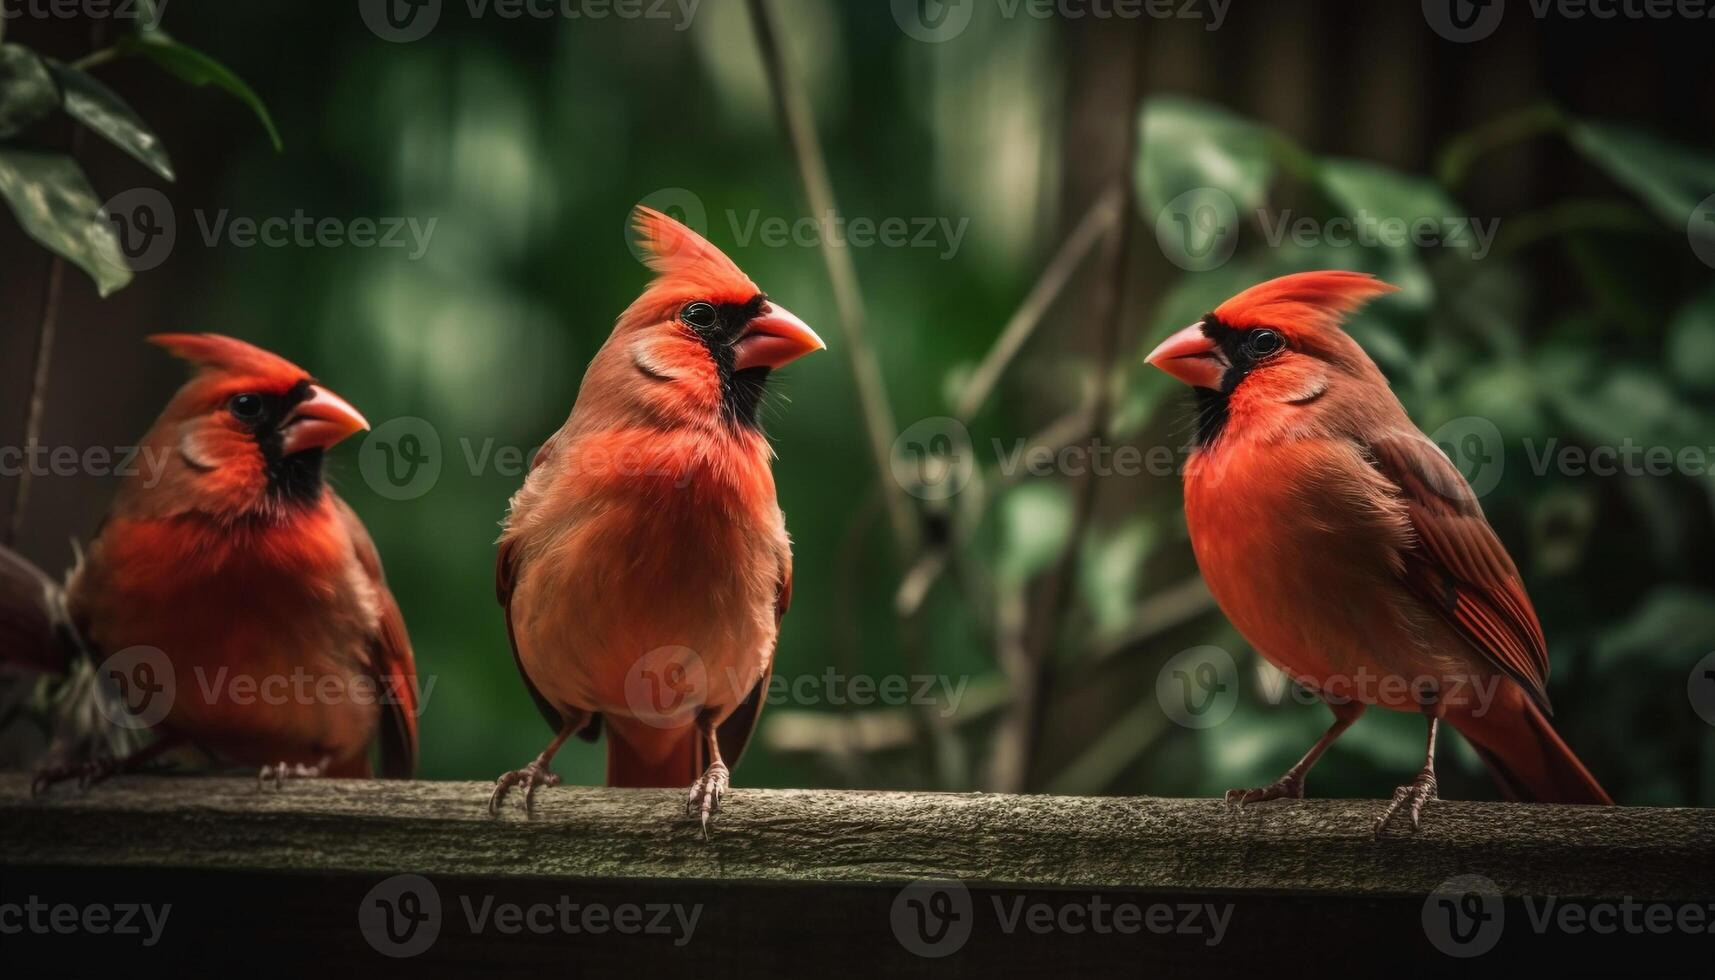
[336, 498, 420, 777]
[1364, 431, 1553, 712]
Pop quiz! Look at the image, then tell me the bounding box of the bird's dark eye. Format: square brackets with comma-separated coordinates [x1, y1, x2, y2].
[1247, 329, 1284, 357]
[229, 393, 266, 422]
[680, 302, 717, 330]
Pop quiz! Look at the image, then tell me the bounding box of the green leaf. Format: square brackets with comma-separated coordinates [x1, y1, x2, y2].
[1078, 518, 1155, 637]
[46, 61, 175, 181]
[0, 44, 61, 140]
[996, 482, 1073, 585]
[1567, 120, 1715, 228]
[0, 148, 131, 296]
[117, 33, 282, 152]
[1591, 586, 1715, 673]
[1667, 285, 1715, 393]
[1135, 96, 1280, 218]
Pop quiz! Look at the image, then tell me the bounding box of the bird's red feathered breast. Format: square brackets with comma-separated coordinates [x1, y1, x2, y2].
[1212, 270, 1397, 335]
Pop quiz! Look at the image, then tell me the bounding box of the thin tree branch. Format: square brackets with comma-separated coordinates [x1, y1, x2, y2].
[745, 0, 917, 559]
[8, 19, 110, 548]
[8, 259, 66, 549]
[954, 185, 1122, 422]
[999, 31, 1146, 794]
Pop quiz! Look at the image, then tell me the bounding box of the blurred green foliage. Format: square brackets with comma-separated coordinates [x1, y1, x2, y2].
[9, 3, 1712, 806]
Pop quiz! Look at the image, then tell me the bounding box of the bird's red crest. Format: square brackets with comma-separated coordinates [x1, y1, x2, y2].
[148, 333, 308, 382]
[1213, 271, 1396, 334]
[630, 205, 757, 300]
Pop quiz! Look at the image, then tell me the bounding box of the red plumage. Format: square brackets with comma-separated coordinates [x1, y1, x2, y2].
[8, 334, 417, 789]
[1147, 271, 1609, 832]
[491, 206, 822, 829]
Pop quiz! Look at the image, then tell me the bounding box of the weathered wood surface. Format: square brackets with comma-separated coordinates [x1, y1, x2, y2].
[2, 775, 1711, 899]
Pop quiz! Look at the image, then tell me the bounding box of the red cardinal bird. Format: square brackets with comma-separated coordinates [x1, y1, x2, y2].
[492, 206, 823, 830]
[11, 334, 417, 790]
[1145, 271, 1610, 833]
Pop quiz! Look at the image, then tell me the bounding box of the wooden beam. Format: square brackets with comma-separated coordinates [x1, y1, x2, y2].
[2, 776, 1710, 899]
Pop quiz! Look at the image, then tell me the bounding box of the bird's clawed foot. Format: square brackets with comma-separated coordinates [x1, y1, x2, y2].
[1224, 772, 1306, 808]
[1374, 766, 1438, 836]
[30, 755, 119, 797]
[686, 761, 729, 838]
[488, 760, 561, 816]
[257, 759, 327, 790]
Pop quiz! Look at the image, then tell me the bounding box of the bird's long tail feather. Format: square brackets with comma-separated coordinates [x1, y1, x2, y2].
[1450, 684, 1612, 804]
[604, 721, 699, 788]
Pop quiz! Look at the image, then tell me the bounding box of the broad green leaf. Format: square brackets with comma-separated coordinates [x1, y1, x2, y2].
[1568, 120, 1715, 228]
[1551, 366, 1701, 449]
[1667, 285, 1715, 393]
[0, 44, 61, 140]
[1079, 518, 1154, 637]
[46, 61, 175, 181]
[996, 482, 1073, 585]
[117, 33, 282, 151]
[1135, 96, 1279, 218]
[1317, 158, 1480, 254]
[0, 148, 131, 296]
[1591, 586, 1715, 672]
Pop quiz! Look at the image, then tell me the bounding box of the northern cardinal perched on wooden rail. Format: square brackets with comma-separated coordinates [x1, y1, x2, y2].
[1145, 271, 1610, 834]
[1, 334, 418, 791]
[492, 206, 823, 832]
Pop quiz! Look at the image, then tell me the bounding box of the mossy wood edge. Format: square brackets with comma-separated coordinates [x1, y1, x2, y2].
[1, 776, 1710, 900]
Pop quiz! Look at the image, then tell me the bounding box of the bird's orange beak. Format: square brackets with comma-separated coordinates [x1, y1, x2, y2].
[280, 384, 370, 456]
[1145, 321, 1229, 390]
[734, 302, 826, 372]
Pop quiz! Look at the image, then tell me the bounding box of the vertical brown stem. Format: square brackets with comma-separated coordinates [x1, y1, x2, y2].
[8, 18, 109, 548]
[995, 27, 1146, 794]
[6, 259, 66, 548]
[744, 0, 918, 561]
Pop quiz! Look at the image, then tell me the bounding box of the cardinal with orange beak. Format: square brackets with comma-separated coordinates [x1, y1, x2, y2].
[492, 206, 824, 831]
[1145, 271, 1610, 833]
[14, 334, 417, 790]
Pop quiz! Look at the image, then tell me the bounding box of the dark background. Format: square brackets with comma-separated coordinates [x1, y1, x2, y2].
[3, 0, 1713, 804]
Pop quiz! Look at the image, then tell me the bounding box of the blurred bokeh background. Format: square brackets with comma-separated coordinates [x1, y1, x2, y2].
[3, 0, 1713, 805]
